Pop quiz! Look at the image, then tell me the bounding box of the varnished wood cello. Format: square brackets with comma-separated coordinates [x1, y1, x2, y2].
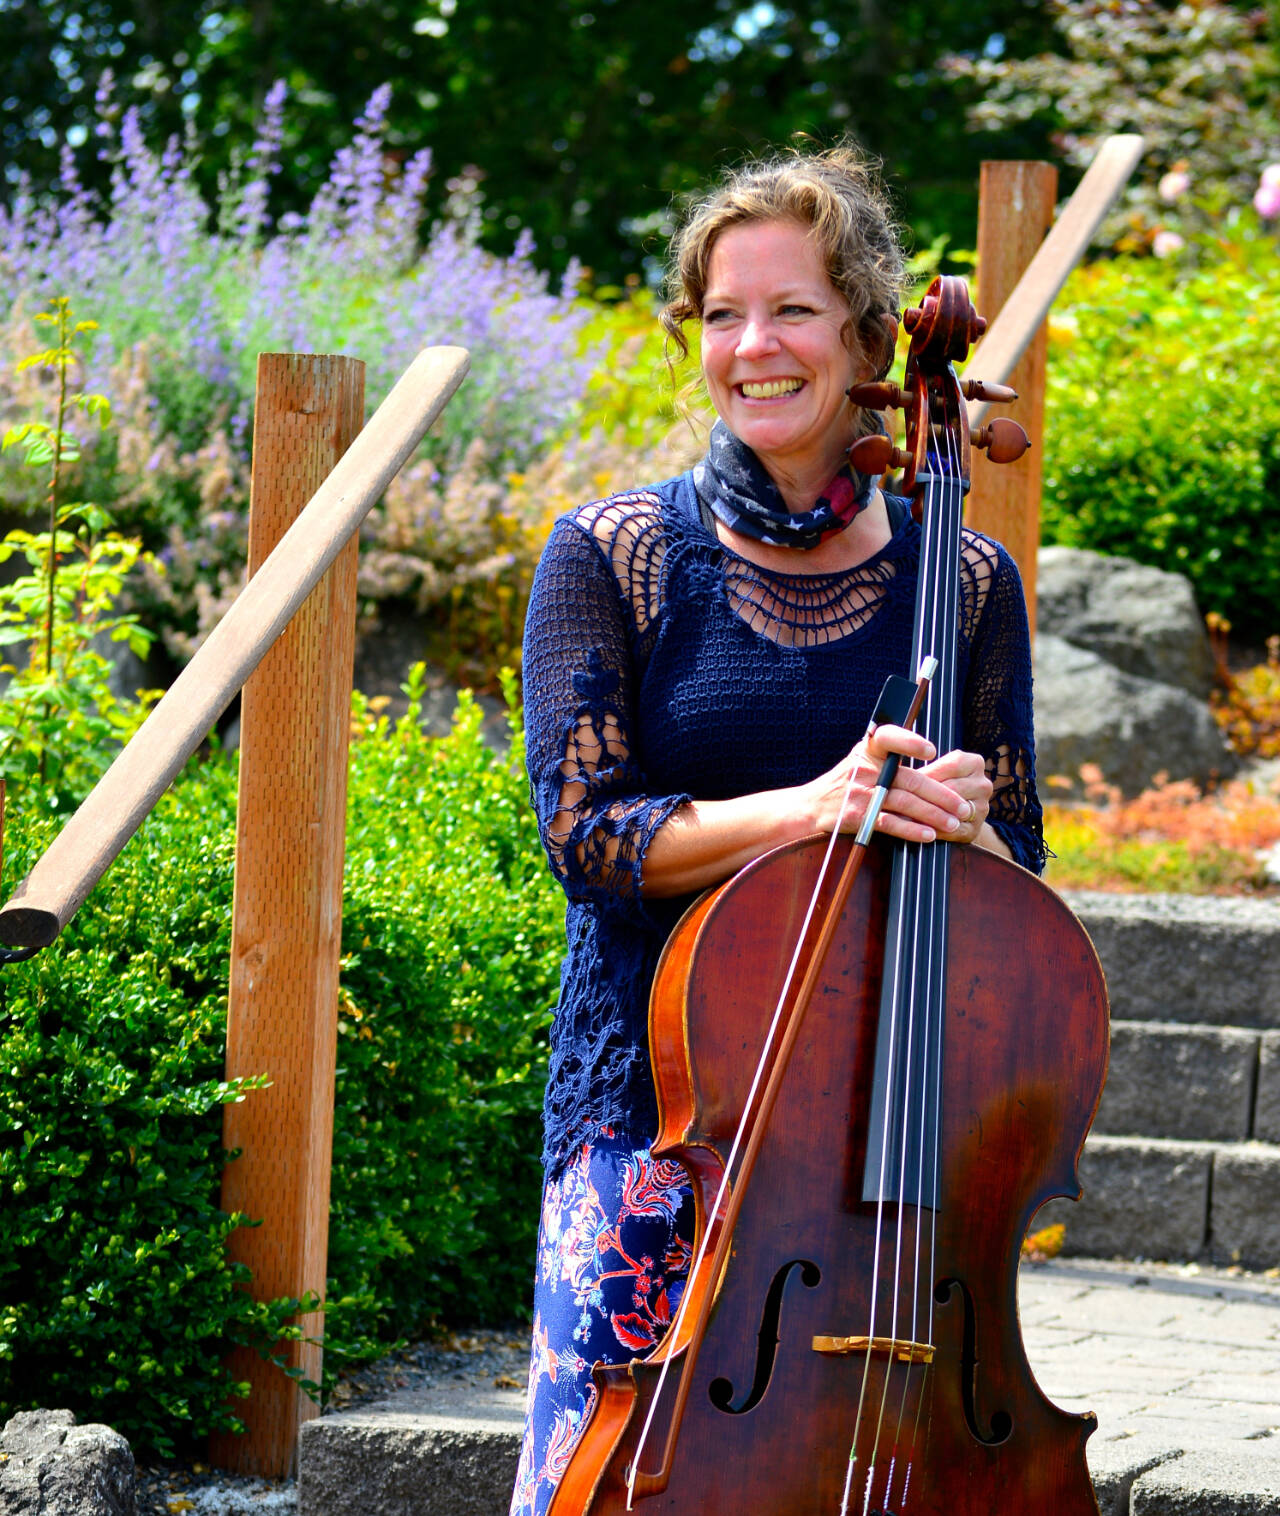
[548, 277, 1109, 1516]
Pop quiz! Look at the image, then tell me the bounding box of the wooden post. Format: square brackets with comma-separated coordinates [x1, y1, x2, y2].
[209, 353, 365, 1477]
[968, 161, 1058, 637]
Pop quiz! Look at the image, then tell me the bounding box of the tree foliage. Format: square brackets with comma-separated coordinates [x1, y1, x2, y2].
[1040, 219, 1280, 641]
[944, 0, 1280, 248]
[2, 0, 1058, 281]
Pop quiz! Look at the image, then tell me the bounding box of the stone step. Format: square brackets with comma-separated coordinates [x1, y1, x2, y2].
[1037, 1133, 1280, 1268]
[1096, 1020, 1275, 1144]
[298, 1381, 522, 1516]
[1065, 892, 1280, 1029]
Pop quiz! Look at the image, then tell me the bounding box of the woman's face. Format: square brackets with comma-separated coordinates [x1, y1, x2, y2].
[700, 218, 864, 490]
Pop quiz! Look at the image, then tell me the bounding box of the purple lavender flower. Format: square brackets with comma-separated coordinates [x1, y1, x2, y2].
[2, 82, 597, 480]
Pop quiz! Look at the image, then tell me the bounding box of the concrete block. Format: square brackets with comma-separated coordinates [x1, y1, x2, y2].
[1097, 1022, 1258, 1142]
[1210, 1143, 1280, 1269]
[1087, 1436, 1182, 1516]
[1254, 1032, 1280, 1143]
[297, 1384, 523, 1516]
[1177, 1305, 1280, 1351]
[1036, 1136, 1211, 1261]
[1064, 893, 1280, 1027]
[1189, 1369, 1280, 1405]
[1131, 1447, 1280, 1514]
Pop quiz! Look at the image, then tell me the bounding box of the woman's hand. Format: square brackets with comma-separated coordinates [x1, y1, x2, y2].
[641, 728, 1002, 899]
[797, 724, 994, 847]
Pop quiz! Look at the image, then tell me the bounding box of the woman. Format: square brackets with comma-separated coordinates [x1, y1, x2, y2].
[511, 145, 1042, 1516]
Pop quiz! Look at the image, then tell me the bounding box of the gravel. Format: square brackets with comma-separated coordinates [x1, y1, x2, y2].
[134, 1327, 530, 1515]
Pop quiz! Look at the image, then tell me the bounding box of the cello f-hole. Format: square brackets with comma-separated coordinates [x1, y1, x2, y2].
[707, 1258, 821, 1415]
[935, 1277, 1014, 1446]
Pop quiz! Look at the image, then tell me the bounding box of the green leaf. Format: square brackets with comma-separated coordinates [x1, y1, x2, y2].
[15, 350, 62, 372]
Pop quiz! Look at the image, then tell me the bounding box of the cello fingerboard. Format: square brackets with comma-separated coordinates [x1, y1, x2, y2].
[861, 443, 964, 1210]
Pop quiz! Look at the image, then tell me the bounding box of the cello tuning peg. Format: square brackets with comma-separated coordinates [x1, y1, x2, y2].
[901, 295, 936, 335]
[970, 417, 1031, 465]
[849, 433, 911, 476]
[961, 379, 1018, 405]
[846, 380, 906, 410]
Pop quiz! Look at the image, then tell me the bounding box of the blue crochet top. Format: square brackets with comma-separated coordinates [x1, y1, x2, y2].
[522, 469, 1044, 1175]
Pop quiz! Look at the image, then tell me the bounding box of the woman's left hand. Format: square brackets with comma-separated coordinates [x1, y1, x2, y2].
[909, 746, 993, 848]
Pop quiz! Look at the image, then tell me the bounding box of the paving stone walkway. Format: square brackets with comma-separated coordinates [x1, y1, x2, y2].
[298, 1257, 1280, 1515]
[1020, 1257, 1280, 1514]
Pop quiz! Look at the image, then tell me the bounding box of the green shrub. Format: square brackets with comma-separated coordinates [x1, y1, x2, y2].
[0, 674, 562, 1451]
[326, 675, 562, 1348]
[1040, 221, 1280, 640]
[0, 764, 283, 1454]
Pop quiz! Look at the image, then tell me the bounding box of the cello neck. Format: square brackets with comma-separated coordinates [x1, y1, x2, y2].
[860, 278, 974, 1209]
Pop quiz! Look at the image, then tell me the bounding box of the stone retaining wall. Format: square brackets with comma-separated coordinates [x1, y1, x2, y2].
[1043, 892, 1280, 1268]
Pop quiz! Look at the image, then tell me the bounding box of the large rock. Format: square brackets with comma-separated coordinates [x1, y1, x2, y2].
[1034, 633, 1235, 796]
[352, 607, 508, 746]
[1037, 546, 1216, 699]
[0, 1409, 134, 1515]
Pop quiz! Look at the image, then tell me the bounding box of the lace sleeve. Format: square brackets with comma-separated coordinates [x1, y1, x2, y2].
[522, 509, 691, 920]
[960, 537, 1047, 875]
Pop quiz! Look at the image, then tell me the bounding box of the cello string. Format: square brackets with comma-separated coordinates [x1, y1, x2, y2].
[847, 385, 947, 1516]
[887, 706, 939, 1491]
[876, 837, 928, 1513]
[923, 427, 964, 1367]
[912, 473, 963, 1509]
[888, 409, 964, 1513]
[861, 833, 924, 1511]
[897, 424, 955, 1504]
[839, 745, 936, 1514]
[838, 825, 912, 1516]
[627, 746, 866, 1506]
[897, 439, 965, 1516]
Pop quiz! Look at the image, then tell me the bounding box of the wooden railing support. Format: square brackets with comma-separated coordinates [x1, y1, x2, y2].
[207, 354, 363, 1477]
[962, 133, 1144, 422]
[968, 160, 1058, 634]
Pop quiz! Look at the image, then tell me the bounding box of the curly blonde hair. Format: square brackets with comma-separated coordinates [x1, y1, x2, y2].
[660, 144, 906, 382]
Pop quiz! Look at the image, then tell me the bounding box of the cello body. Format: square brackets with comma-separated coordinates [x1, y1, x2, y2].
[548, 837, 1108, 1516]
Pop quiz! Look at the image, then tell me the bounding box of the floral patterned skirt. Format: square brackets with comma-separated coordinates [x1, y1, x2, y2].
[509, 1127, 695, 1516]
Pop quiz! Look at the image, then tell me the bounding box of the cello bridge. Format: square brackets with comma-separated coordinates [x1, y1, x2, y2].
[811, 1334, 935, 1365]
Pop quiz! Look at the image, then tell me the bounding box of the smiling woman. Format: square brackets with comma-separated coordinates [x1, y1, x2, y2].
[699, 219, 865, 502]
[510, 143, 1043, 1516]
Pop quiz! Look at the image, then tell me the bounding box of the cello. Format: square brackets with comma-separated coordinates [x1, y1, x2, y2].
[548, 276, 1110, 1516]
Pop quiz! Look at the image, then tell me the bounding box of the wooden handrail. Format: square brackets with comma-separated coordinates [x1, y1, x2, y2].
[965, 133, 1144, 427]
[0, 344, 470, 949]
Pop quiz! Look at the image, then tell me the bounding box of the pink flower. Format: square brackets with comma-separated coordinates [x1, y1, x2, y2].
[1152, 230, 1185, 259]
[1158, 169, 1190, 202]
[1256, 166, 1280, 219]
[1255, 179, 1280, 220]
